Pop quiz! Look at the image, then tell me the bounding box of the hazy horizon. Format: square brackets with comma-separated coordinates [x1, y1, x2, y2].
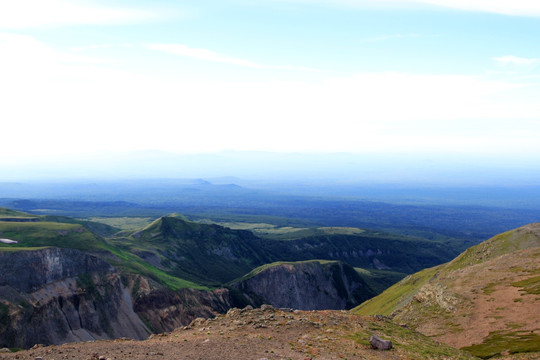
[1, 150, 540, 188]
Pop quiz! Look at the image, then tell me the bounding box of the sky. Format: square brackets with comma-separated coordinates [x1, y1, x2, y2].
[1, 0, 540, 164]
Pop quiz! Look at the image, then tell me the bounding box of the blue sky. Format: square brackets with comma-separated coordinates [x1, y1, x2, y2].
[1, 0, 539, 163]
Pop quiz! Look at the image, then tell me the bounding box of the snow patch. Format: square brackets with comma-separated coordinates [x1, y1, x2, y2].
[0, 238, 18, 244]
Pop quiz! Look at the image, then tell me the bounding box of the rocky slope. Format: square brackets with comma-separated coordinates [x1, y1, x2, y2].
[354, 223, 540, 359]
[0, 305, 476, 360]
[132, 279, 235, 333]
[0, 248, 150, 348]
[231, 260, 376, 310]
[0, 248, 238, 349]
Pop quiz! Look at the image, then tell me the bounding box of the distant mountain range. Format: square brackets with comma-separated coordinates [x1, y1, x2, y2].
[3, 150, 540, 187]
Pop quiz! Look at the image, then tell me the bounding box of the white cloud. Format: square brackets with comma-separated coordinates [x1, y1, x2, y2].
[0, 32, 114, 71]
[416, 0, 540, 16]
[494, 55, 539, 66]
[1, 33, 539, 160]
[71, 43, 134, 52]
[271, 0, 540, 16]
[359, 33, 438, 42]
[0, 0, 163, 29]
[147, 43, 318, 71]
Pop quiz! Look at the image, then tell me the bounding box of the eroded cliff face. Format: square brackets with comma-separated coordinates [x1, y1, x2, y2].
[133, 281, 236, 333]
[0, 249, 378, 349]
[232, 261, 376, 310]
[0, 248, 112, 293]
[0, 248, 242, 349]
[0, 248, 151, 348]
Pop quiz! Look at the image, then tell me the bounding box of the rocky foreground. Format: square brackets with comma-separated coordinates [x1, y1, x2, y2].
[0, 306, 475, 360]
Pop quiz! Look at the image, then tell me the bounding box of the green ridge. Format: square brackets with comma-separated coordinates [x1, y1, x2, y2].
[0, 210, 207, 291]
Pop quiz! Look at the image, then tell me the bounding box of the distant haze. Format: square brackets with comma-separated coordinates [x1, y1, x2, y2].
[1, 150, 539, 187]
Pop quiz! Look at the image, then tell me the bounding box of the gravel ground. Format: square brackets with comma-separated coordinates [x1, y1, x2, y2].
[0, 306, 472, 360]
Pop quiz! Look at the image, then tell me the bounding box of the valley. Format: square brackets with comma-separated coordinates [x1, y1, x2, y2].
[0, 204, 539, 359]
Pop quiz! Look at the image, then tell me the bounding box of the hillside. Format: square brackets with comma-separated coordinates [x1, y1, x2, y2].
[354, 223, 540, 359]
[110, 216, 274, 285]
[109, 215, 456, 286]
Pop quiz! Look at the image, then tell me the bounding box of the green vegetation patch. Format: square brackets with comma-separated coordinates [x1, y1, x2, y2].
[461, 330, 540, 359]
[353, 265, 440, 316]
[0, 246, 49, 252]
[0, 216, 209, 291]
[101, 243, 208, 291]
[512, 275, 540, 295]
[347, 319, 475, 359]
[230, 224, 367, 241]
[0, 207, 36, 218]
[355, 268, 407, 294]
[345, 329, 372, 346]
[208, 221, 310, 240]
[0, 221, 104, 251]
[40, 216, 119, 237]
[87, 217, 156, 231]
[482, 282, 498, 295]
[76, 273, 97, 295]
[446, 227, 540, 272]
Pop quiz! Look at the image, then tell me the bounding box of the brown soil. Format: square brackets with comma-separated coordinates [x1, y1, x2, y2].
[0, 306, 472, 360]
[401, 247, 540, 350]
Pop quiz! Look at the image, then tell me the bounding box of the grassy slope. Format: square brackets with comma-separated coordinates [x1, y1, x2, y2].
[109, 216, 274, 286]
[353, 223, 540, 359]
[211, 221, 367, 240]
[349, 317, 477, 360]
[86, 216, 156, 231]
[0, 211, 205, 290]
[444, 223, 540, 272]
[353, 265, 440, 316]
[40, 215, 120, 237]
[354, 223, 540, 316]
[0, 221, 105, 251]
[0, 208, 38, 219]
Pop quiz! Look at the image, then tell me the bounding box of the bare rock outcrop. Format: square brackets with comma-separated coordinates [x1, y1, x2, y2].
[0, 249, 150, 348]
[232, 261, 375, 310]
[0, 248, 243, 349]
[369, 334, 393, 350]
